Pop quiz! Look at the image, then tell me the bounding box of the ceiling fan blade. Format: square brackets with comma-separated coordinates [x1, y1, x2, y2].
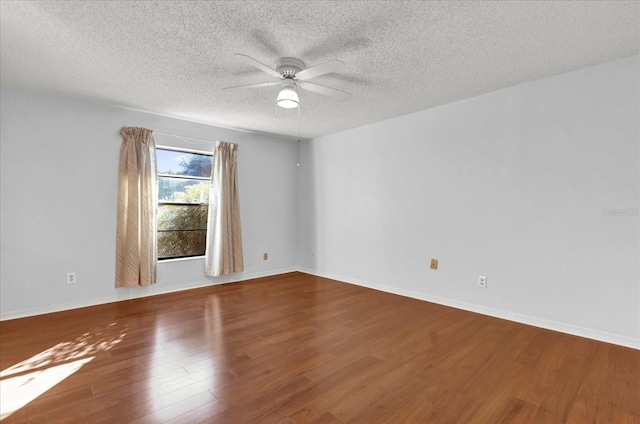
[222, 81, 281, 90]
[297, 81, 351, 99]
[296, 59, 345, 81]
[234, 54, 282, 79]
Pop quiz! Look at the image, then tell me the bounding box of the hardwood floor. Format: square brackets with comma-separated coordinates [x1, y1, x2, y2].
[1, 272, 638, 423]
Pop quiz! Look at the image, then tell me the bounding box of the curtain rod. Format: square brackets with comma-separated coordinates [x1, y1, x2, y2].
[153, 130, 217, 145]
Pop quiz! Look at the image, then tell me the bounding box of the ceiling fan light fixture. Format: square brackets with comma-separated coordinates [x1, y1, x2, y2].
[277, 87, 299, 109]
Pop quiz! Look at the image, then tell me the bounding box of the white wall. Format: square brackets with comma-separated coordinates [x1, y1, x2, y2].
[0, 87, 298, 319]
[297, 55, 640, 348]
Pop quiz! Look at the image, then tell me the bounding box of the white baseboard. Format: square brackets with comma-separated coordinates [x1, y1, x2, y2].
[0, 267, 297, 321]
[297, 268, 640, 350]
[4, 266, 638, 350]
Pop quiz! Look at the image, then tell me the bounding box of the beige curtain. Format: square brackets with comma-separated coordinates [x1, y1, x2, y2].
[205, 141, 244, 276]
[115, 127, 157, 287]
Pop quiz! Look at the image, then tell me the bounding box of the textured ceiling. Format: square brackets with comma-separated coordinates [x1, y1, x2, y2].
[1, 1, 638, 140]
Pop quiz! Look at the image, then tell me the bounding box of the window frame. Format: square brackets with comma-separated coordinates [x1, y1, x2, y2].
[156, 145, 214, 261]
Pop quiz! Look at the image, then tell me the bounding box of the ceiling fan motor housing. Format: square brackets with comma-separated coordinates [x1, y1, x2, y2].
[276, 57, 305, 78]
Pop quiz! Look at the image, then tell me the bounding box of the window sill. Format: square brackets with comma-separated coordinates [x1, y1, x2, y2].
[158, 256, 205, 264]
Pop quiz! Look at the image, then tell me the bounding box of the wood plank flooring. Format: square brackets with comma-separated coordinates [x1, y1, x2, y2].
[1, 272, 638, 423]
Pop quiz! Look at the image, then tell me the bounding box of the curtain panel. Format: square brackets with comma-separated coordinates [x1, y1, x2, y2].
[115, 127, 158, 287]
[205, 141, 244, 277]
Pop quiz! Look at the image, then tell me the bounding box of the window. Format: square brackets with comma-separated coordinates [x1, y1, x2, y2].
[156, 147, 213, 260]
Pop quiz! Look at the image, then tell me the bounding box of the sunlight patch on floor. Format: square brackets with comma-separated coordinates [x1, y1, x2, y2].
[1, 356, 94, 420]
[0, 323, 126, 420]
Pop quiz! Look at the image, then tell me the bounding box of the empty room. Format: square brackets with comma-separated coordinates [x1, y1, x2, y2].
[1, 1, 638, 423]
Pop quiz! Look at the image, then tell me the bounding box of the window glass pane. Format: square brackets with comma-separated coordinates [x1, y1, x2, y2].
[158, 177, 210, 203]
[157, 230, 207, 259]
[156, 147, 212, 260]
[158, 204, 208, 231]
[157, 149, 213, 178]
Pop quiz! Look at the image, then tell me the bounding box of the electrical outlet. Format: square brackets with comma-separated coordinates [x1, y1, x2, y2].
[263, 252, 268, 260]
[311, 251, 315, 257]
[478, 276, 487, 289]
[67, 272, 76, 284]
[430, 259, 438, 270]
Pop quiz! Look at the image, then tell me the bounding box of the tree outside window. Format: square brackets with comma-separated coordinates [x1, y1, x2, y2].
[156, 148, 213, 260]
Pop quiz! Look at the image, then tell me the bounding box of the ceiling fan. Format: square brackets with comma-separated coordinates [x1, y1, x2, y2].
[223, 54, 351, 109]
